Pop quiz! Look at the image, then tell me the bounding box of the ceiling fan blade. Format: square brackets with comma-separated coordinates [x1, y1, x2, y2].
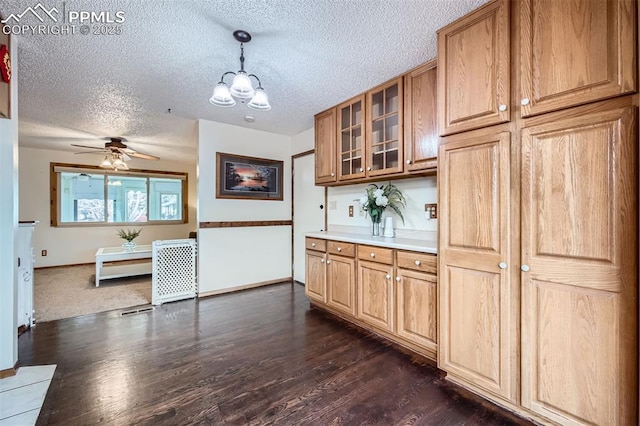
[71, 144, 105, 150]
[121, 152, 131, 161]
[74, 151, 106, 155]
[128, 151, 160, 160]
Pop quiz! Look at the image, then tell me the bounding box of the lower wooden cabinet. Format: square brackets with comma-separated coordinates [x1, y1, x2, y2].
[395, 269, 437, 353]
[326, 254, 356, 316]
[357, 260, 394, 332]
[305, 237, 438, 360]
[305, 249, 326, 303]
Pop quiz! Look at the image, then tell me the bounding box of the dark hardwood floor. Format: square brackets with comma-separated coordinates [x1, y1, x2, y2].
[19, 283, 533, 425]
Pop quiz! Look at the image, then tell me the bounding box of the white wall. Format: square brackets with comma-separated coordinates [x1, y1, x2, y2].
[0, 37, 19, 371]
[19, 147, 197, 267]
[327, 176, 437, 238]
[197, 119, 292, 293]
[291, 127, 314, 155]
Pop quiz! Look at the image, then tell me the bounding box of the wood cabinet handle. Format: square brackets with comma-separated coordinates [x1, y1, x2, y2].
[326, 260, 331, 264]
[406, 159, 411, 164]
[359, 168, 364, 172]
[521, 98, 530, 106]
[320, 259, 325, 263]
[521, 264, 530, 272]
[370, 253, 375, 258]
[498, 104, 507, 112]
[414, 260, 421, 266]
[311, 243, 316, 247]
[396, 277, 401, 282]
[386, 274, 391, 279]
[499, 262, 507, 269]
[330, 172, 335, 177]
[367, 167, 371, 171]
[337, 247, 342, 252]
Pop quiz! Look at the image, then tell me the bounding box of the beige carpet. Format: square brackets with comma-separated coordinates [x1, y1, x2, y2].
[35, 264, 152, 322]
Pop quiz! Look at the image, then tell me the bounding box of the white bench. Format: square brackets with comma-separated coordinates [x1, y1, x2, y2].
[95, 245, 152, 287]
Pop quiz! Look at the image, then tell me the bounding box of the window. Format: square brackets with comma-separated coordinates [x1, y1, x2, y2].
[52, 164, 187, 226]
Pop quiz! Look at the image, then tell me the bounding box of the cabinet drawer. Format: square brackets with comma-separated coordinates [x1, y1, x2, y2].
[327, 241, 355, 257]
[396, 251, 437, 274]
[358, 245, 394, 265]
[306, 238, 326, 252]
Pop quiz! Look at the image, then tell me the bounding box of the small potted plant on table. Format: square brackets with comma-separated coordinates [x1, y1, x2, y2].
[117, 228, 141, 252]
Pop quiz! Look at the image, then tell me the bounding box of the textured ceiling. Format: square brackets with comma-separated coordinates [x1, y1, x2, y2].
[1, 0, 486, 163]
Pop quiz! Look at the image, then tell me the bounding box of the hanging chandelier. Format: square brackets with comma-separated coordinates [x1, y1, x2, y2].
[210, 30, 271, 111]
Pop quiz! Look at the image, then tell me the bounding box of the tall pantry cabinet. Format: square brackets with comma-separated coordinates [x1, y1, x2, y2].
[437, 0, 638, 425]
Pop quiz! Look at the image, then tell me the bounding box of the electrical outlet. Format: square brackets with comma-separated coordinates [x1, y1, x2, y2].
[348, 205, 354, 217]
[41, 250, 47, 256]
[425, 203, 437, 219]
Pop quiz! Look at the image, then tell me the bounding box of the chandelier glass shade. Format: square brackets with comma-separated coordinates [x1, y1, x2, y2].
[210, 30, 271, 111]
[100, 153, 129, 171]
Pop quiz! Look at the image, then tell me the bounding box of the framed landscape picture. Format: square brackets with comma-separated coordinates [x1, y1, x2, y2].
[216, 152, 283, 201]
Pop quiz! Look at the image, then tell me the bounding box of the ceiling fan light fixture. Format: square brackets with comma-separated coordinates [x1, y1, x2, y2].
[248, 86, 271, 111]
[112, 154, 128, 170]
[210, 82, 236, 107]
[100, 156, 113, 168]
[211, 30, 270, 111]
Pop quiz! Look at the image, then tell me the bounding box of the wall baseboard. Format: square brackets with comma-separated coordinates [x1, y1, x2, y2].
[0, 362, 18, 379]
[35, 261, 94, 270]
[198, 277, 292, 298]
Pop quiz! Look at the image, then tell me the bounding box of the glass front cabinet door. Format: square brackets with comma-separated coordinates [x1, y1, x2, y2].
[367, 77, 404, 177]
[337, 95, 366, 181]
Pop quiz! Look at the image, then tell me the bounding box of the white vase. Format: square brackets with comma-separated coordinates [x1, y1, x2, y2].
[122, 241, 136, 252]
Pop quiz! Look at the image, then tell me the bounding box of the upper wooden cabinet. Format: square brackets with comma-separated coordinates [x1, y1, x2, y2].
[519, 0, 636, 117]
[404, 60, 438, 172]
[438, 0, 510, 136]
[366, 77, 404, 177]
[337, 95, 366, 181]
[315, 67, 438, 184]
[314, 108, 337, 184]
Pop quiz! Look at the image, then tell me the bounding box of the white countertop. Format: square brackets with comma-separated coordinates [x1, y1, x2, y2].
[306, 231, 437, 254]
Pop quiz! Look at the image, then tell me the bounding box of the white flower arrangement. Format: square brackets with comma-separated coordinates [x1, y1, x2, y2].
[357, 183, 406, 224]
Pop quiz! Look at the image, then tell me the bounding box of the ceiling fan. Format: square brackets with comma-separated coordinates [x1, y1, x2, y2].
[72, 137, 160, 170]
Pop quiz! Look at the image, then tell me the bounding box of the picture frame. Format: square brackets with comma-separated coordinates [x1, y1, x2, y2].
[0, 21, 10, 119]
[216, 152, 283, 201]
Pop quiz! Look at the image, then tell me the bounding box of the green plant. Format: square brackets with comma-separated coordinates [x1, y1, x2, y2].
[356, 183, 406, 224]
[117, 228, 141, 242]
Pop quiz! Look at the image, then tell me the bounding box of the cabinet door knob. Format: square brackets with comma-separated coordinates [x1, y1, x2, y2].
[367, 167, 371, 171]
[330, 172, 335, 177]
[359, 168, 364, 172]
[311, 243, 316, 247]
[498, 104, 508, 112]
[521, 98, 530, 106]
[498, 262, 507, 269]
[320, 259, 325, 263]
[386, 274, 391, 279]
[396, 277, 401, 282]
[414, 260, 421, 266]
[337, 247, 342, 252]
[406, 159, 411, 164]
[326, 260, 331, 264]
[521, 264, 530, 272]
[370, 253, 375, 258]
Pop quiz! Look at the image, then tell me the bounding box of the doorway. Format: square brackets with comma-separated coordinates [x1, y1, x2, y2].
[292, 151, 325, 283]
